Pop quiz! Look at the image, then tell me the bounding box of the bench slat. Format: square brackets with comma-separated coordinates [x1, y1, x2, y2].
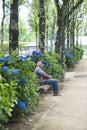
[38, 85, 51, 91]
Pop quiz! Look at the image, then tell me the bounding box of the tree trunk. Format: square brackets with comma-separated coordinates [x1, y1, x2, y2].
[9, 0, 19, 54]
[71, 0, 75, 52]
[46, 25, 48, 52]
[35, 22, 38, 50]
[39, 0, 46, 53]
[45, 1, 49, 52]
[50, 15, 56, 52]
[65, 0, 69, 51]
[54, 1, 62, 53]
[76, 20, 79, 46]
[0, 0, 5, 52]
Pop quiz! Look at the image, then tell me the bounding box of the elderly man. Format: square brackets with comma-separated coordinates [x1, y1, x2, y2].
[35, 61, 61, 96]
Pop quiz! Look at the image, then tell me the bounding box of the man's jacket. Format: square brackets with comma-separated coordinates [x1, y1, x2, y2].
[35, 66, 51, 85]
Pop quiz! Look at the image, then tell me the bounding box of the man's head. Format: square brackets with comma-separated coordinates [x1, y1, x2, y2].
[37, 61, 43, 69]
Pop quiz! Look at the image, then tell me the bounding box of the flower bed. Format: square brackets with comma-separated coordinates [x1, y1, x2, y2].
[0, 51, 39, 127]
[0, 50, 64, 128]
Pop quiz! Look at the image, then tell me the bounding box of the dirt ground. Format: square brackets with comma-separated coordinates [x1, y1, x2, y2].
[6, 57, 87, 130]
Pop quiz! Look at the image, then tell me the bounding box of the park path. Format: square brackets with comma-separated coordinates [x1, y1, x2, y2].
[31, 57, 87, 130]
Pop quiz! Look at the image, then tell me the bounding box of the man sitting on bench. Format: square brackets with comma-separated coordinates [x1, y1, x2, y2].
[35, 61, 61, 96]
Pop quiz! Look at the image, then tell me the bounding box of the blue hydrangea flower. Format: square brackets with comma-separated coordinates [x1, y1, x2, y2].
[25, 54, 29, 59]
[32, 51, 42, 57]
[12, 70, 19, 75]
[31, 57, 37, 62]
[17, 101, 26, 110]
[0, 56, 13, 63]
[19, 55, 26, 61]
[65, 53, 73, 58]
[20, 78, 26, 85]
[0, 57, 6, 62]
[2, 66, 8, 72]
[4, 55, 13, 63]
[32, 50, 37, 55]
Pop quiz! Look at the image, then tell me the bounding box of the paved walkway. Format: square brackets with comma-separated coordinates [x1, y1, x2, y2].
[31, 57, 87, 130]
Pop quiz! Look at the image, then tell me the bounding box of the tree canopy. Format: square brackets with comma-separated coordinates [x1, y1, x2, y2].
[0, 0, 86, 53]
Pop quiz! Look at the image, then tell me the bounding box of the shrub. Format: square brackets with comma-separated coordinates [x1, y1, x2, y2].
[74, 46, 84, 62]
[65, 46, 84, 69]
[0, 51, 40, 126]
[65, 53, 74, 69]
[0, 81, 17, 124]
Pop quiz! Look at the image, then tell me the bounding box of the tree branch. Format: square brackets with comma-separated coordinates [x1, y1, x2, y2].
[65, 0, 83, 17]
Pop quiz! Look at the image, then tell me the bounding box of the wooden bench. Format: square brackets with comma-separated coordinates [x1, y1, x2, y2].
[38, 84, 52, 93]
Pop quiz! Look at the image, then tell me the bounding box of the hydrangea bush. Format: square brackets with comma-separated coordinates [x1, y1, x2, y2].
[65, 53, 74, 69]
[65, 46, 84, 69]
[74, 46, 84, 62]
[0, 81, 17, 124]
[0, 51, 39, 126]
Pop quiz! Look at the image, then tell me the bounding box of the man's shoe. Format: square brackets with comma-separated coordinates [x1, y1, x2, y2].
[53, 93, 61, 96]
